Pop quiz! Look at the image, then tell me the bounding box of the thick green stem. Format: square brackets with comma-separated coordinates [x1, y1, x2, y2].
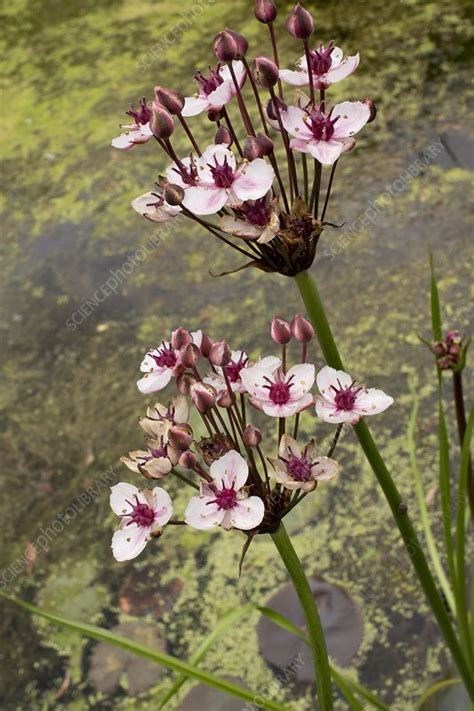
[271, 522, 333, 710]
[293, 269, 474, 699]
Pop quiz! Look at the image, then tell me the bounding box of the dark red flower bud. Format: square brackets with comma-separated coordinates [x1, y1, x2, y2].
[191, 382, 217, 412]
[448, 344, 461, 359]
[176, 373, 198, 395]
[243, 424, 262, 447]
[179, 343, 200, 368]
[171, 327, 192, 349]
[254, 0, 277, 24]
[243, 133, 274, 160]
[226, 28, 249, 57]
[150, 102, 175, 139]
[209, 339, 232, 366]
[164, 183, 185, 206]
[363, 97, 377, 123]
[217, 390, 233, 408]
[153, 86, 185, 115]
[179, 450, 198, 469]
[253, 56, 280, 88]
[446, 330, 461, 345]
[266, 96, 287, 121]
[215, 125, 233, 146]
[431, 341, 447, 357]
[207, 108, 225, 122]
[214, 30, 239, 62]
[286, 3, 314, 40]
[271, 316, 292, 344]
[197, 332, 214, 358]
[291, 313, 314, 342]
[168, 423, 194, 451]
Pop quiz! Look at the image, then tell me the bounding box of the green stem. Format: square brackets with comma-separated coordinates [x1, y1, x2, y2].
[271, 522, 333, 710]
[293, 269, 474, 699]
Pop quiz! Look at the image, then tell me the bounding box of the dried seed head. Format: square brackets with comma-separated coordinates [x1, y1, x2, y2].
[153, 86, 185, 115]
[286, 3, 314, 40]
[254, 0, 277, 24]
[150, 102, 175, 139]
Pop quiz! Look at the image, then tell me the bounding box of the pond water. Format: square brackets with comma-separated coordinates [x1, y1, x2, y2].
[0, 0, 472, 708]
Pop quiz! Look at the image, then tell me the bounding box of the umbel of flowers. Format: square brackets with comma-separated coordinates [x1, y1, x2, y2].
[111, 315, 393, 562]
[112, 1, 375, 276]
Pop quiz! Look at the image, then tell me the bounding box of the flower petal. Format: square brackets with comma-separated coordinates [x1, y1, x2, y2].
[210, 450, 248, 490]
[232, 159, 275, 202]
[315, 398, 360, 424]
[311, 456, 340, 481]
[219, 215, 262, 239]
[184, 496, 225, 529]
[279, 68, 309, 86]
[112, 524, 149, 561]
[151, 487, 173, 524]
[182, 185, 228, 215]
[333, 100, 370, 138]
[181, 96, 210, 117]
[110, 482, 142, 515]
[306, 139, 346, 165]
[353, 388, 394, 416]
[287, 363, 315, 398]
[316, 366, 352, 402]
[230, 496, 265, 530]
[137, 369, 173, 394]
[281, 106, 314, 140]
[324, 53, 359, 85]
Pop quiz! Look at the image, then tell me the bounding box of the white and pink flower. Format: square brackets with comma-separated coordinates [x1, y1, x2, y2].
[219, 194, 281, 243]
[270, 434, 339, 492]
[111, 98, 153, 150]
[168, 144, 275, 216]
[182, 61, 247, 117]
[241, 361, 315, 418]
[131, 191, 181, 223]
[315, 366, 394, 424]
[280, 42, 359, 90]
[184, 450, 265, 531]
[137, 342, 184, 394]
[282, 101, 371, 165]
[110, 483, 172, 561]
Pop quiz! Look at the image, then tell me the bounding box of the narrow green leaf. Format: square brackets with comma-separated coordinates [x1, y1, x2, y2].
[406, 388, 455, 613]
[429, 250, 442, 342]
[158, 604, 254, 709]
[258, 606, 390, 711]
[438, 390, 457, 593]
[455, 407, 474, 664]
[0, 594, 289, 711]
[415, 677, 462, 710]
[330, 669, 364, 711]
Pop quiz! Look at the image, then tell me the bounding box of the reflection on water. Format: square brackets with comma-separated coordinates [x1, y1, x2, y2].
[0, 0, 472, 708]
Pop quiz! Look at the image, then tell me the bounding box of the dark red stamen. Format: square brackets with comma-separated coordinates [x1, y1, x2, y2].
[308, 41, 335, 75]
[209, 156, 235, 188]
[150, 343, 178, 369]
[126, 97, 152, 126]
[122, 495, 155, 528]
[195, 66, 224, 96]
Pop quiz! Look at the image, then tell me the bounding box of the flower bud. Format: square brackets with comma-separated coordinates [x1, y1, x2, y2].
[266, 96, 287, 121]
[253, 56, 280, 88]
[448, 344, 461, 359]
[164, 183, 185, 206]
[363, 97, 377, 123]
[243, 133, 274, 160]
[226, 29, 249, 57]
[168, 423, 194, 451]
[243, 424, 262, 447]
[150, 102, 175, 139]
[214, 30, 239, 62]
[446, 330, 461, 345]
[191, 382, 217, 412]
[198, 332, 214, 358]
[437, 356, 451, 370]
[207, 108, 225, 122]
[176, 372, 198, 395]
[215, 125, 233, 146]
[179, 450, 198, 469]
[286, 3, 314, 40]
[431, 341, 447, 357]
[254, 0, 277, 24]
[171, 327, 192, 350]
[291, 313, 314, 342]
[179, 343, 200, 368]
[271, 316, 292, 345]
[217, 390, 233, 408]
[153, 86, 185, 115]
[209, 339, 232, 366]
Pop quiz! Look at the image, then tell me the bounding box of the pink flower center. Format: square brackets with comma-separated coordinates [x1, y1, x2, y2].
[212, 486, 238, 510]
[126, 97, 152, 126]
[195, 67, 224, 96]
[149, 437, 168, 459]
[124, 496, 155, 528]
[225, 353, 249, 383]
[240, 199, 271, 227]
[151, 343, 178, 369]
[172, 158, 198, 187]
[287, 454, 312, 482]
[308, 42, 335, 75]
[209, 156, 235, 188]
[331, 380, 362, 411]
[264, 373, 293, 405]
[307, 106, 339, 142]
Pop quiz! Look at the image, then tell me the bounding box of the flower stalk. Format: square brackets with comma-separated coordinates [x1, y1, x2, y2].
[271, 522, 333, 710]
[293, 268, 474, 699]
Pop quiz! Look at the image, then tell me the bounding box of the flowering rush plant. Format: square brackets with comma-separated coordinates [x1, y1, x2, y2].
[111, 315, 393, 562]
